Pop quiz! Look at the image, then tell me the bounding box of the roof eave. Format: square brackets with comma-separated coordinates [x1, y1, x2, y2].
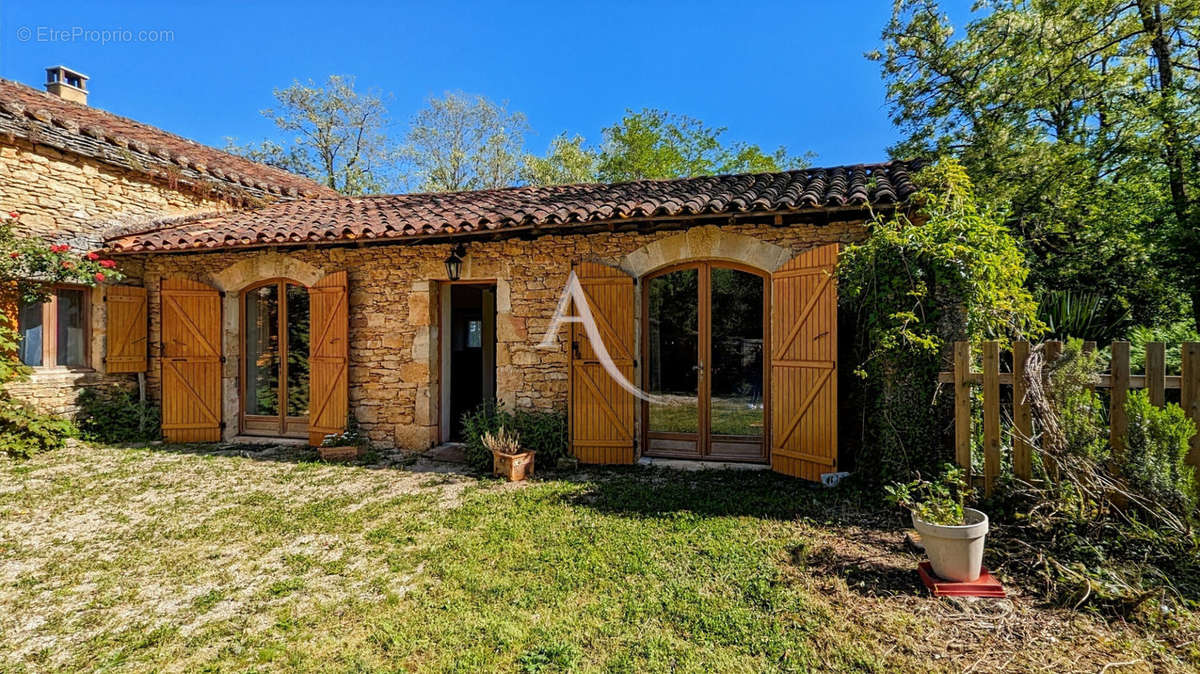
[105, 201, 907, 256]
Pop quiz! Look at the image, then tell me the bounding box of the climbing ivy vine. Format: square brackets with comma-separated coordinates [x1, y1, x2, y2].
[838, 160, 1042, 478]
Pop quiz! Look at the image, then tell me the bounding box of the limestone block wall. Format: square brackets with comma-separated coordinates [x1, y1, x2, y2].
[131, 219, 867, 449]
[0, 137, 231, 248]
[1, 137, 227, 416]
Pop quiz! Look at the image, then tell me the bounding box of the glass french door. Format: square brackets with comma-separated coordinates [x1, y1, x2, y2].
[242, 280, 310, 438]
[643, 262, 767, 462]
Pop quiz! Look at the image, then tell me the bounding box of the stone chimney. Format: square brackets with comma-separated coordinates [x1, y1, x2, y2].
[44, 65, 88, 104]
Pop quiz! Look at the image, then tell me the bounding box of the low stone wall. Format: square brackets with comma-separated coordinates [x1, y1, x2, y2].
[130, 219, 868, 449]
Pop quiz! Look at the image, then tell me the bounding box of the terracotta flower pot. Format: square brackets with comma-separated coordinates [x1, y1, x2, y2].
[912, 507, 989, 582]
[492, 450, 535, 481]
[318, 445, 360, 462]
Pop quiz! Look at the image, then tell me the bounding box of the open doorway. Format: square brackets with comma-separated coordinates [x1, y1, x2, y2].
[440, 282, 496, 442]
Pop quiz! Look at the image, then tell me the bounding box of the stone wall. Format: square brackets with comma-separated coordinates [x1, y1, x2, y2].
[1, 137, 231, 248]
[130, 219, 868, 449]
[1, 137, 229, 415]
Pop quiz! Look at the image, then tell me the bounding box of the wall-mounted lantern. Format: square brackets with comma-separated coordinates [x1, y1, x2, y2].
[444, 242, 467, 281]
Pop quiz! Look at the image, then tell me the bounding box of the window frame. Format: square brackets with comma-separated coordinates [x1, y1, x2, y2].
[17, 284, 92, 370]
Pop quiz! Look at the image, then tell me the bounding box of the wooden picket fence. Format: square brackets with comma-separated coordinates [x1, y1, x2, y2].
[938, 340, 1200, 496]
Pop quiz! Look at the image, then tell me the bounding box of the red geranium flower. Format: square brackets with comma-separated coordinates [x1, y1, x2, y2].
[94, 272, 105, 282]
[86, 251, 99, 260]
[7, 212, 18, 219]
[8, 252, 18, 259]
[61, 261, 73, 269]
[100, 259, 116, 269]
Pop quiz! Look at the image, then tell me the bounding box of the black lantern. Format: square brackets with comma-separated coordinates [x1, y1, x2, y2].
[444, 243, 467, 281]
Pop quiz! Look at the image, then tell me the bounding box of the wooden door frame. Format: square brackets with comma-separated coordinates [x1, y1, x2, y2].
[238, 278, 309, 439]
[639, 260, 771, 463]
[437, 278, 499, 444]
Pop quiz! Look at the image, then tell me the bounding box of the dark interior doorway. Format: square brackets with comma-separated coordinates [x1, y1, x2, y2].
[441, 283, 496, 441]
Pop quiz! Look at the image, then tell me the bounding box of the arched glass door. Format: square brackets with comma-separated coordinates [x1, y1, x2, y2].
[643, 262, 767, 462]
[242, 280, 310, 437]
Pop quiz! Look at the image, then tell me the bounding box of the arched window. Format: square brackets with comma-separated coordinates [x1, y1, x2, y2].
[241, 279, 310, 437]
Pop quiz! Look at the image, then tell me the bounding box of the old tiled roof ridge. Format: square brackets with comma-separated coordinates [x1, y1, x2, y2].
[105, 160, 921, 253]
[0, 78, 338, 199]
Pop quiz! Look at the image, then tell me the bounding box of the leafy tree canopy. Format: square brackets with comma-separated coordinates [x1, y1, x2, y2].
[226, 75, 397, 196]
[871, 0, 1200, 329]
[404, 92, 529, 193]
[523, 109, 811, 186]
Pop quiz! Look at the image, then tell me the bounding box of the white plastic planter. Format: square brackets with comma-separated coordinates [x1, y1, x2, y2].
[912, 507, 989, 582]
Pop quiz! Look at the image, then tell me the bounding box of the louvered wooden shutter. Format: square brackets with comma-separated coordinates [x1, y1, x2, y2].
[770, 244, 839, 480]
[105, 285, 147, 373]
[569, 262, 636, 464]
[308, 270, 349, 446]
[161, 278, 222, 442]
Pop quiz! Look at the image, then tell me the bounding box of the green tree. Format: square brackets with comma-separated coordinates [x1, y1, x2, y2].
[226, 75, 397, 195]
[839, 160, 1042, 477]
[521, 134, 599, 186]
[596, 109, 809, 182]
[404, 92, 529, 192]
[871, 0, 1200, 329]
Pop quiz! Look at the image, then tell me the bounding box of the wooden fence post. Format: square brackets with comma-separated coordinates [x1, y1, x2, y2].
[1012, 341, 1032, 481]
[983, 341, 1000, 496]
[954, 341, 972, 479]
[1044, 340, 1062, 365]
[1183, 343, 1200, 478]
[1147, 342, 1166, 407]
[1109, 341, 1130, 458]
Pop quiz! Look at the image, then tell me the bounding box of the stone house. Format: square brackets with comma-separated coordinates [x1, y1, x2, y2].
[4, 66, 921, 481]
[0, 67, 335, 415]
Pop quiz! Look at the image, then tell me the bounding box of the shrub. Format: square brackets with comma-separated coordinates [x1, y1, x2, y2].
[1121, 390, 1198, 518]
[460, 401, 568, 471]
[320, 413, 369, 449]
[838, 159, 1042, 479]
[1128, 320, 1200, 375]
[0, 399, 75, 458]
[481, 427, 521, 455]
[1046, 339, 1107, 463]
[76, 386, 161, 443]
[884, 463, 970, 525]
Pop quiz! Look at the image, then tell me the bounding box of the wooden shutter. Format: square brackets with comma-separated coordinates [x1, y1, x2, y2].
[570, 261, 636, 464]
[105, 285, 147, 373]
[308, 270, 349, 446]
[770, 244, 838, 480]
[161, 278, 222, 442]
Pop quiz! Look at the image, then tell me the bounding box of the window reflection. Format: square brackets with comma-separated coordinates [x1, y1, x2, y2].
[647, 268, 699, 433]
[709, 268, 764, 437]
[245, 285, 279, 416]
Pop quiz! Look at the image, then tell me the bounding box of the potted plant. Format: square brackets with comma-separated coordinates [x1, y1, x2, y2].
[318, 414, 368, 461]
[484, 427, 534, 481]
[885, 464, 989, 582]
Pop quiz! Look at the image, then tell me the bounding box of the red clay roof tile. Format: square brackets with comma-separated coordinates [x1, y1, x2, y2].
[0, 78, 337, 199]
[105, 161, 919, 253]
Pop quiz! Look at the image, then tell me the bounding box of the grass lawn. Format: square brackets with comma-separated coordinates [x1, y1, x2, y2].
[1, 442, 1195, 672]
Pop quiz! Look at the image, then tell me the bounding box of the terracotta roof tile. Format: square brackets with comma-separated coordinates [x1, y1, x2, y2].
[106, 160, 920, 254]
[0, 78, 337, 199]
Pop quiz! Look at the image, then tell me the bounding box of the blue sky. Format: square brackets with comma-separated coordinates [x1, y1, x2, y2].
[0, 1, 973, 172]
